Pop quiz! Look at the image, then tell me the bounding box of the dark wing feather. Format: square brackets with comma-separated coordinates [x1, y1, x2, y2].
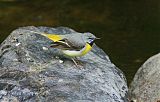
[50, 39, 83, 51]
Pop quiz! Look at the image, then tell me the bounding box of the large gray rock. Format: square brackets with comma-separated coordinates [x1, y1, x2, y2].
[129, 53, 160, 102]
[0, 26, 128, 102]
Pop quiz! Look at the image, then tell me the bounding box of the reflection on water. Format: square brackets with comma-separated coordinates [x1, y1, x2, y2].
[0, 0, 160, 84]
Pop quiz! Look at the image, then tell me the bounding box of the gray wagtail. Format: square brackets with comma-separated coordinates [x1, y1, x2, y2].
[24, 30, 100, 66]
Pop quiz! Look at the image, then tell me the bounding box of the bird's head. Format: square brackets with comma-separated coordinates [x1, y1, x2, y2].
[83, 32, 100, 46]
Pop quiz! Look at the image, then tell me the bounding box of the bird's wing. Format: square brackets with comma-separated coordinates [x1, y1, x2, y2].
[50, 38, 84, 51]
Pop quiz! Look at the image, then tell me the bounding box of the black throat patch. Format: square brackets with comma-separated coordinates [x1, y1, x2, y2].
[88, 40, 94, 46]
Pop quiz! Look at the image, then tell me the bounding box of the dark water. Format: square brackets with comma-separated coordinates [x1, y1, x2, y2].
[0, 0, 160, 84]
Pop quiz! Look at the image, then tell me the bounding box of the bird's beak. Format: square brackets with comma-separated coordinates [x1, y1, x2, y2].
[95, 37, 101, 40]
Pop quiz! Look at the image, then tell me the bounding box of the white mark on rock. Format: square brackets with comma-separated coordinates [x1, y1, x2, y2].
[58, 79, 63, 82]
[15, 43, 21, 46]
[59, 60, 63, 63]
[55, 56, 59, 59]
[26, 57, 31, 61]
[0, 90, 7, 95]
[13, 59, 18, 61]
[42, 47, 48, 50]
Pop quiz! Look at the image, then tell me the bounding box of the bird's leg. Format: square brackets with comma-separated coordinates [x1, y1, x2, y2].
[71, 57, 84, 67]
[71, 58, 79, 67]
[75, 57, 84, 65]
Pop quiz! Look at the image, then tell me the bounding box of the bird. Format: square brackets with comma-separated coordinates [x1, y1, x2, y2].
[23, 29, 100, 66]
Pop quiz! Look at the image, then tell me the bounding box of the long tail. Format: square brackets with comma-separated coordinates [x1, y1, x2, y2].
[22, 29, 62, 42]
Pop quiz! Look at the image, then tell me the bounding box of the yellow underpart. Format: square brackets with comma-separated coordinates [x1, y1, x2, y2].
[80, 43, 92, 56]
[42, 34, 62, 42]
[62, 43, 92, 57]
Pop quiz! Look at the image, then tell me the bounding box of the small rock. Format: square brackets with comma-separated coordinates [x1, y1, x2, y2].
[129, 53, 160, 102]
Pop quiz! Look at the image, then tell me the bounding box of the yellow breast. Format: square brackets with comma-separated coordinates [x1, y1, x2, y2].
[80, 43, 92, 56]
